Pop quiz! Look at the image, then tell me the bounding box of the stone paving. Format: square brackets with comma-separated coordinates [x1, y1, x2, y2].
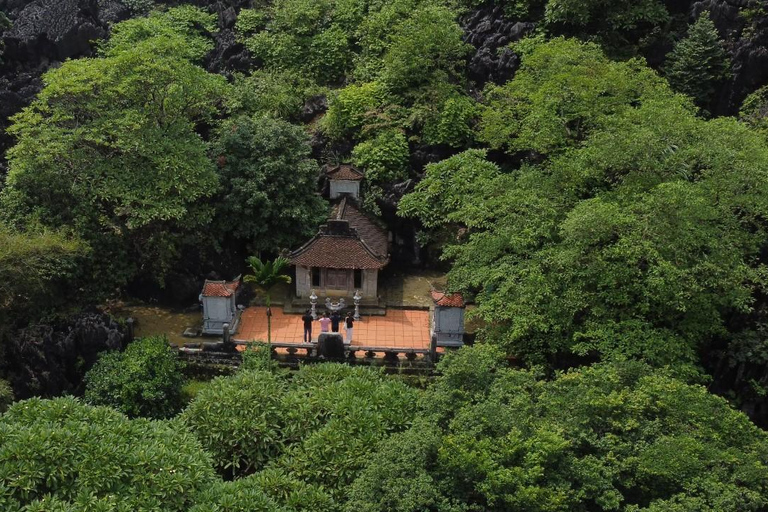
[235, 307, 432, 350]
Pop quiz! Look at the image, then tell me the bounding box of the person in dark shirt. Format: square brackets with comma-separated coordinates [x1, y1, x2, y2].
[302, 310, 313, 343]
[330, 311, 341, 332]
[344, 312, 354, 343]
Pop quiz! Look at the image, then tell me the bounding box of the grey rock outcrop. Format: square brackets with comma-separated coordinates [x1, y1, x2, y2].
[461, 5, 536, 86]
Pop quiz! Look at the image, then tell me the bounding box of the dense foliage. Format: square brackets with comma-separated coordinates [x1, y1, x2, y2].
[0, 397, 217, 511]
[84, 336, 186, 419]
[213, 118, 326, 253]
[401, 38, 768, 383]
[3, 0, 768, 508]
[346, 347, 768, 511]
[0, 7, 228, 291]
[181, 364, 420, 487]
[3, 356, 767, 511]
[664, 12, 730, 110]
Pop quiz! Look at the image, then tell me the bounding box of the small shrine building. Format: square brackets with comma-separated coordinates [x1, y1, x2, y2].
[289, 165, 389, 300]
[200, 278, 241, 335]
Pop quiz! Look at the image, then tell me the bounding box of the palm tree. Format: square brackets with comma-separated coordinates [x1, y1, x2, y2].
[244, 256, 292, 344]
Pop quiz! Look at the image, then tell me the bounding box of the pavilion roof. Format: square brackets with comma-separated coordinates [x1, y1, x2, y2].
[325, 163, 364, 181]
[202, 279, 240, 297]
[431, 290, 465, 308]
[289, 197, 389, 270]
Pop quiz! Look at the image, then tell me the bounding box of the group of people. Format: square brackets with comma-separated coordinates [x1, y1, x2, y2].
[301, 310, 355, 343]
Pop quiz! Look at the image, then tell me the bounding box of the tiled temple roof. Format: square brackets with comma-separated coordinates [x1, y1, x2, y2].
[431, 290, 465, 308]
[325, 163, 364, 181]
[202, 279, 240, 297]
[289, 197, 389, 270]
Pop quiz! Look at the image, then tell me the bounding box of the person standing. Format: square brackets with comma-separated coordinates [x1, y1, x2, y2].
[319, 312, 331, 333]
[344, 312, 354, 343]
[330, 311, 341, 332]
[302, 309, 313, 343]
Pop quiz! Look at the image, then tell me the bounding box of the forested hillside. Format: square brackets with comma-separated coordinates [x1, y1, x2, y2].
[2, 0, 768, 510]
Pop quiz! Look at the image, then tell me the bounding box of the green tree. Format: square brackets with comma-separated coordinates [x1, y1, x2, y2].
[181, 364, 420, 489]
[739, 83, 768, 138]
[664, 12, 730, 109]
[0, 8, 228, 291]
[84, 336, 186, 419]
[180, 370, 290, 477]
[478, 37, 678, 157]
[402, 44, 768, 375]
[0, 397, 217, 511]
[346, 348, 768, 512]
[379, 5, 471, 96]
[244, 256, 293, 344]
[212, 116, 326, 253]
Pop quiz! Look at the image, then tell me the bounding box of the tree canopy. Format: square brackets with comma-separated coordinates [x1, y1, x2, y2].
[346, 347, 768, 512]
[84, 336, 186, 419]
[401, 38, 768, 377]
[0, 7, 228, 291]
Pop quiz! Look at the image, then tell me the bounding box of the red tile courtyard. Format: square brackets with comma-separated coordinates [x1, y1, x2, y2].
[235, 307, 432, 350]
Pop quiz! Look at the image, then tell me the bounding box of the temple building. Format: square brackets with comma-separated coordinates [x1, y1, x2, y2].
[289, 165, 389, 300]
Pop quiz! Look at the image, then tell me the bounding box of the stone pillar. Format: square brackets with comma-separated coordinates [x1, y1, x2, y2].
[126, 317, 135, 345]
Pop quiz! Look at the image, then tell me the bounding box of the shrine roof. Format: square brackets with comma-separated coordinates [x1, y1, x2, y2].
[289, 235, 388, 269]
[331, 197, 388, 258]
[289, 196, 389, 270]
[326, 163, 364, 181]
[202, 280, 240, 297]
[431, 291, 465, 308]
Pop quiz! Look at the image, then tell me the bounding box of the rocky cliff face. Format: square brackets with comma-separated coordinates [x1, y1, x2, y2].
[4, 312, 125, 399]
[460, 5, 536, 87]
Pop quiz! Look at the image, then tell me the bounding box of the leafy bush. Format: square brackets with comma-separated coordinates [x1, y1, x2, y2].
[180, 370, 291, 477]
[351, 129, 410, 184]
[181, 364, 421, 486]
[0, 397, 216, 511]
[228, 69, 321, 121]
[422, 95, 479, 148]
[380, 5, 470, 95]
[322, 81, 391, 140]
[191, 468, 336, 512]
[84, 336, 186, 419]
[479, 36, 676, 156]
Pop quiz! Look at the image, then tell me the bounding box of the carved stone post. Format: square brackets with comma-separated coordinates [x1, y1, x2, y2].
[309, 290, 318, 320]
[126, 317, 135, 346]
[353, 289, 361, 321]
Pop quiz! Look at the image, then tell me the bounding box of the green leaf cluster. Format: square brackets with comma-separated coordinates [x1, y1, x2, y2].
[0, 397, 217, 511]
[84, 336, 186, 419]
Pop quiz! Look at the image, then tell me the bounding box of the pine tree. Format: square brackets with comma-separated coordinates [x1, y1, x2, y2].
[665, 12, 730, 109]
